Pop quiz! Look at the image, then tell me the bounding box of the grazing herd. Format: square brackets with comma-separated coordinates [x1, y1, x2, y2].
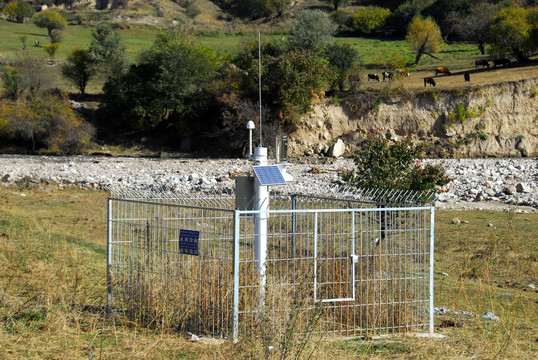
[366, 57, 512, 88]
[367, 69, 409, 83]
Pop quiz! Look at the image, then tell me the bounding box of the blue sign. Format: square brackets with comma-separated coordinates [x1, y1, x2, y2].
[179, 229, 199, 256]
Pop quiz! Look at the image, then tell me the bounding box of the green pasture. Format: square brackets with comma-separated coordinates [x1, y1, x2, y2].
[1, 18, 483, 71]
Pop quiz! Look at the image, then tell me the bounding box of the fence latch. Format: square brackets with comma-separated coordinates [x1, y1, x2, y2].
[350, 254, 358, 264]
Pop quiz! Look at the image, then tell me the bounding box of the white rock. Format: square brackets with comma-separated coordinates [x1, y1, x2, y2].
[328, 139, 346, 158]
[481, 311, 499, 322]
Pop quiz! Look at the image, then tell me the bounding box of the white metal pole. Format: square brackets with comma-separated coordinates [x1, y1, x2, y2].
[249, 129, 253, 156]
[258, 32, 263, 146]
[429, 206, 435, 335]
[254, 146, 268, 303]
[232, 210, 240, 342]
[106, 199, 113, 317]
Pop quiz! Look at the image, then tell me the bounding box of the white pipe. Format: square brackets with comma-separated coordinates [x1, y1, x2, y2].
[253, 146, 268, 297]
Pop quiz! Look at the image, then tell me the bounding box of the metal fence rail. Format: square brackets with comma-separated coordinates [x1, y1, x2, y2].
[107, 189, 434, 340]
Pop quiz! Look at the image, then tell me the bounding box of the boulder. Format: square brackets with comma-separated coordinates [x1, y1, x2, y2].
[328, 139, 346, 158]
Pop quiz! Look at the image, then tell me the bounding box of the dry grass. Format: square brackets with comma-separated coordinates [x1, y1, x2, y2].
[0, 186, 536, 359]
[362, 62, 538, 92]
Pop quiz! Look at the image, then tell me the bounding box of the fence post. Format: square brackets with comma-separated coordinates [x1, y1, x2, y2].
[106, 198, 113, 317]
[429, 206, 435, 335]
[232, 210, 240, 342]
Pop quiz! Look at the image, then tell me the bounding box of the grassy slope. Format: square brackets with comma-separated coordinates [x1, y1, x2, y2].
[0, 187, 536, 359]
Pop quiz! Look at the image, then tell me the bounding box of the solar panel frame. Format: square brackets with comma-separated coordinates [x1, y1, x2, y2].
[252, 165, 287, 186]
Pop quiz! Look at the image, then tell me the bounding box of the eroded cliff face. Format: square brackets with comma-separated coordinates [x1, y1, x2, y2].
[290, 78, 538, 158]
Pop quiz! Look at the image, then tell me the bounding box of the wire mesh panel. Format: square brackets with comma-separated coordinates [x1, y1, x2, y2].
[107, 197, 236, 337]
[234, 206, 433, 338]
[107, 187, 434, 340]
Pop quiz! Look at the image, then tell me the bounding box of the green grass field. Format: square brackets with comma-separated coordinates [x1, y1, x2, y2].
[0, 18, 483, 71]
[0, 186, 536, 359]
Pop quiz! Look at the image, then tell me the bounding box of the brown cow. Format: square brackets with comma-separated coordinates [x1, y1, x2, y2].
[396, 68, 409, 77]
[435, 67, 451, 76]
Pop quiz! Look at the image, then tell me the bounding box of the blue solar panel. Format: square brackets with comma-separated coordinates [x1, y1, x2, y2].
[253, 165, 287, 186]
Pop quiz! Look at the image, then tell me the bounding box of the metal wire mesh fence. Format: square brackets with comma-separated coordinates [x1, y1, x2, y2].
[107, 186, 435, 341]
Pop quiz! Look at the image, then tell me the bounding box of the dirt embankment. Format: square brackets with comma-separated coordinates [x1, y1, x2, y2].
[290, 78, 538, 158]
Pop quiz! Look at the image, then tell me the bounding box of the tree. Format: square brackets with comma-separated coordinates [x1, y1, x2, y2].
[264, 50, 334, 120]
[235, 0, 291, 18]
[17, 54, 54, 99]
[341, 135, 450, 192]
[43, 42, 60, 63]
[324, 42, 359, 90]
[2, 0, 34, 23]
[88, 22, 128, 77]
[1, 66, 24, 100]
[455, 2, 501, 55]
[352, 6, 391, 35]
[34, 9, 67, 37]
[406, 15, 444, 65]
[62, 48, 96, 95]
[487, 6, 538, 62]
[323, 0, 349, 11]
[18, 35, 27, 50]
[391, 0, 435, 36]
[101, 30, 218, 133]
[288, 10, 337, 53]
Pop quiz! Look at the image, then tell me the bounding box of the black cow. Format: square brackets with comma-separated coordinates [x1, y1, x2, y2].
[464, 72, 470, 82]
[368, 73, 380, 83]
[493, 58, 510, 67]
[424, 77, 436, 87]
[475, 59, 489, 68]
[382, 71, 392, 82]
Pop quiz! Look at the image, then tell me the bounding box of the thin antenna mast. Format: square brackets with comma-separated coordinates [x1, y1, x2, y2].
[258, 32, 263, 146]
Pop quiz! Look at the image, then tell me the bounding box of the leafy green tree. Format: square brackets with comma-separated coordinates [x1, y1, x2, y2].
[288, 10, 337, 52]
[61, 48, 96, 95]
[34, 9, 67, 37]
[43, 42, 60, 62]
[487, 6, 538, 62]
[352, 6, 391, 35]
[88, 22, 128, 77]
[324, 42, 359, 90]
[341, 135, 450, 192]
[264, 50, 334, 121]
[1, 66, 24, 100]
[2, 0, 34, 23]
[323, 0, 349, 11]
[455, 2, 500, 55]
[406, 15, 444, 65]
[102, 30, 218, 133]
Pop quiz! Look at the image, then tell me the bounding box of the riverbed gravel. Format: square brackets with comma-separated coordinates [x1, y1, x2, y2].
[1, 155, 536, 211]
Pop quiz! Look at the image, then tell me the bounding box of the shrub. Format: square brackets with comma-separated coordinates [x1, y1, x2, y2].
[0, 94, 94, 154]
[1, 66, 24, 100]
[341, 134, 450, 192]
[186, 4, 201, 18]
[352, 6, 391, 35]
